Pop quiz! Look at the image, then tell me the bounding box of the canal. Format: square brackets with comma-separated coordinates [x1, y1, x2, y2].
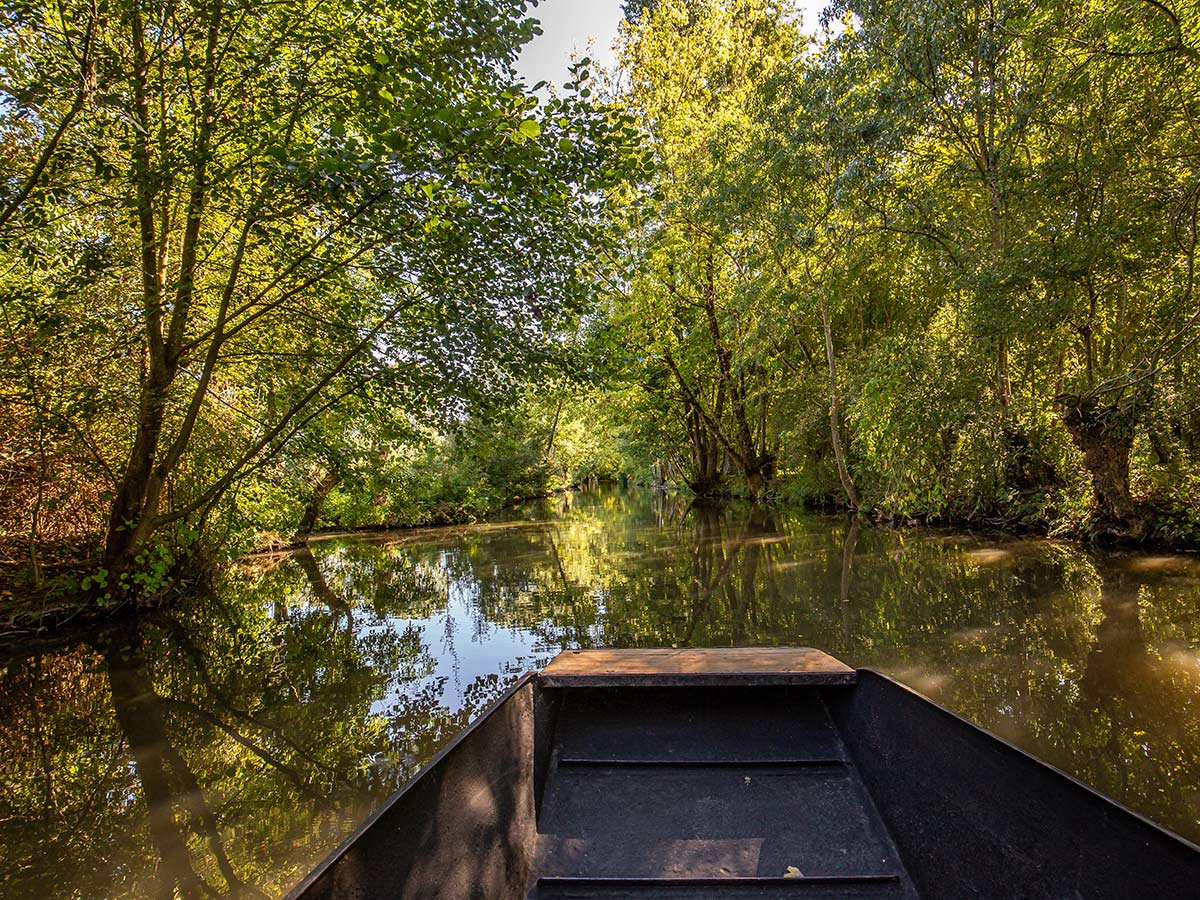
[2, 486, 1199, 898]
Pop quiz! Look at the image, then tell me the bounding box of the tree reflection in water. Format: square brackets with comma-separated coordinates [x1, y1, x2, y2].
[2, 486, 1200, 899]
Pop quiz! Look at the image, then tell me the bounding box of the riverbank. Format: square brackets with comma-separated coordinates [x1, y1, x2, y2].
[0, 484, 575, 649]
[4, 477, 1198, 652]
[630, 475, 1200, 554]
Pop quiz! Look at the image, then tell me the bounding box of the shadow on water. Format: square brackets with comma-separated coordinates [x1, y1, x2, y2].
[3, 486, 1200, 897]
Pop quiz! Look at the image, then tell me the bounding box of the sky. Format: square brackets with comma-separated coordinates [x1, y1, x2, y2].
[515, 0, 625, 89]
[515, 0, 832, 90]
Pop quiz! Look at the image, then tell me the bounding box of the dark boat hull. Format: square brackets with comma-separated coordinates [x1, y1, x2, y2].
[287, 651, 1200, 900]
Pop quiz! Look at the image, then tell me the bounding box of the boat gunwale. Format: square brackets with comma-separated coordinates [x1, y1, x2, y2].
[851, 667, 1200, 856]
[281, 670, 538, 900]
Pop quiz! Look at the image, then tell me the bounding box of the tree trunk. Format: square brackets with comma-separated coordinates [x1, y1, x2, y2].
[545, 397, 565, 457]
[700, 255, 769, 497]
[684, 398, 723, 496]
[731, 376, 765, 496]
[820, 294, 860, 509]
[996, 337, 1012, 414]
[103, 383, 170, 568]
[294, 470, 340, 540]
[1060, 388, 1148, 523]
[103, 5, 174, 577]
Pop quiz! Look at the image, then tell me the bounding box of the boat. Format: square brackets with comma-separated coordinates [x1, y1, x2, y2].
[286, 647, 1200, 899]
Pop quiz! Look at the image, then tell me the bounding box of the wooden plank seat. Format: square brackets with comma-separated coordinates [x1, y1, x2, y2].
[539, 648, 857, 687]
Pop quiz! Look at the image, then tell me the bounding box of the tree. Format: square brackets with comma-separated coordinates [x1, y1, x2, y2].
[0, 0, 647, 592]
[1030, 1, 1200, 524]
[615, 0, 800, 496]
[836, 0, 1200, 526]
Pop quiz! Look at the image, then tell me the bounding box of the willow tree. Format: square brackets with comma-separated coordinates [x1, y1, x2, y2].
[829, 0, 1200, 526]
[1028, 1, 1200, 525]
[735, 31, 889, 510]
[616, 0, 800, 496]
[0, 0, 647, 592]
[839, 0, 1051, 418]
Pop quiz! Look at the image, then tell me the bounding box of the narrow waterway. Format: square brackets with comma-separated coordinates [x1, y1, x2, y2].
[3, 486, 1200, 898]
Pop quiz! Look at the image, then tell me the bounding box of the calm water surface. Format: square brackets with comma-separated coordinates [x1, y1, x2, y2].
[4, 487, 1200, 898]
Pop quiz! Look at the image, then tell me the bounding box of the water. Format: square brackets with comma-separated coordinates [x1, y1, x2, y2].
[3, 487, 1200, 898]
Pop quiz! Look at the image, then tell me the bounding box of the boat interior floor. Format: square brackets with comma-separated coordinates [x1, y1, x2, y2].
[528, 687, 921, 900]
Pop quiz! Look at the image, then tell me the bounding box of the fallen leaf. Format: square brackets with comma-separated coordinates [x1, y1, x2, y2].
[783, 866, 803, 878]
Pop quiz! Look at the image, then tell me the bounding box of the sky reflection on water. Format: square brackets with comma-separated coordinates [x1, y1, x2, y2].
[3, 486, 1200, 898]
